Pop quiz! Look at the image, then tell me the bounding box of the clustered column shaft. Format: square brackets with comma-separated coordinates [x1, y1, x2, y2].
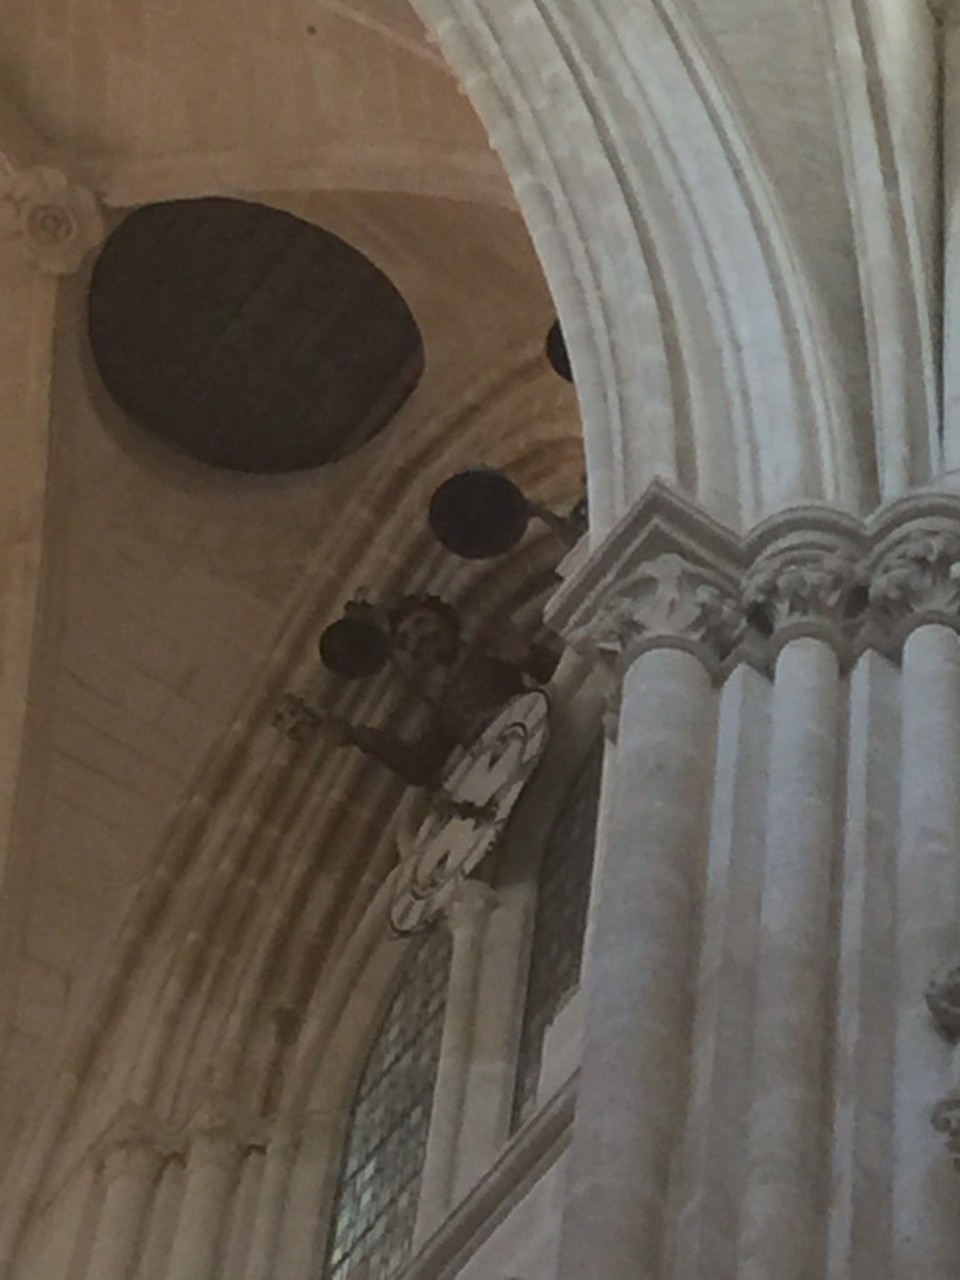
[547, 484, 960, 1280]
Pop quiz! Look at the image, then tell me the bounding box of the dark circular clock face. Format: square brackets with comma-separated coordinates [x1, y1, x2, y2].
[390, 689, 550, 934]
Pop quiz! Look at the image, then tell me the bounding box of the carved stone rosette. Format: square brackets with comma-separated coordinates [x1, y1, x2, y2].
[0, 165, 103, 274]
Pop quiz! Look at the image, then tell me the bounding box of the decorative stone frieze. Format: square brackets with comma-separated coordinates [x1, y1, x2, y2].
[925, 961, 960, 1042]
[0, 164, 103, 274]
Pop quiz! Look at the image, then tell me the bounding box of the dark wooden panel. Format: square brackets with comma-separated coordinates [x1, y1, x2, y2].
[88, 197, 425, 473]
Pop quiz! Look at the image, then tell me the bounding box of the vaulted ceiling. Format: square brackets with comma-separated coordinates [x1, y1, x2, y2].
[0, 0, 584, 1159]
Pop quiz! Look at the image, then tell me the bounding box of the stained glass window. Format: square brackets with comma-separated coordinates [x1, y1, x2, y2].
[322, 925, 452, 1280]
[512, 738, 603, 1128]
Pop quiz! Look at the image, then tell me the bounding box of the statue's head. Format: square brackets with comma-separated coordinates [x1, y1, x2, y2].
[388, 595, 461, 669]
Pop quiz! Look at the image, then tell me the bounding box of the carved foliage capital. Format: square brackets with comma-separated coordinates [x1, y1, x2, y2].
[743, 550, 868, 643]
[568, 552, 743, 669]
[869, 529, 960, 636]
[549, 486, 960, 681]
[0, 165, 103, 274]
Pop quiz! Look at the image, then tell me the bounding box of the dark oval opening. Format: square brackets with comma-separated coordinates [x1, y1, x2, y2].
[88, 197, 425, 473]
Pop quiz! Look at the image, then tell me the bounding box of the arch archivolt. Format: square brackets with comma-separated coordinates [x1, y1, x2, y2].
[409, 0, 943, 530]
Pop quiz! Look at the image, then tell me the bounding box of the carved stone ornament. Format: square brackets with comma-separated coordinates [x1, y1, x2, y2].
[869, 530, 960, 633]
[743, 551, 868, 642]
[932, 1090, 960, 1167]
[565, 552, 743, 668]
[925, 961, 960, 1042]
[0, 165, 103, 274]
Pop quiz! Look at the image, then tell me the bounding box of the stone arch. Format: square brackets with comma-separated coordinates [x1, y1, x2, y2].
[408, 0, 881, 532]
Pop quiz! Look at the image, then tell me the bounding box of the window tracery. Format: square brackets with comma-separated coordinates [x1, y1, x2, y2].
[321, 925, 452, 1280]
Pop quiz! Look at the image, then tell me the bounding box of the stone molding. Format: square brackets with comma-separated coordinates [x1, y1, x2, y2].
[95, 1097, 275, 1180]
[547, 485, 960, 679]
[0, 164, 103, 274]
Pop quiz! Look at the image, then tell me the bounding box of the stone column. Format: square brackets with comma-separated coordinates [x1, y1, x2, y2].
[415, 880, 497, 1243]
[547, 485, 742, 1280]
[0, 163, 101, 883]
[272, 1111, 341, 1280]
[83, 1110, 167, 1280]
[165, 1099, 257, 1280]
[867, 509, 960, 1279]
[736, 518, 864, 1280]
[239, 1125, 296, 1280]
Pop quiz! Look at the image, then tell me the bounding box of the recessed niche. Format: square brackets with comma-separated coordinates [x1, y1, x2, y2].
[88, 197, 425, 473]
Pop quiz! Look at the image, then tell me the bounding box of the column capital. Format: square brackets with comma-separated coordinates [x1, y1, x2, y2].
[549, 486, 960, 678]
[866, 494, 960, 650]
[0, 164, 103, 275]
[183, 1093, 269, 1165]
[546, 481, 744, 677]
[96, 1104, 176, 1181]
[742, 505, 868, 660]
